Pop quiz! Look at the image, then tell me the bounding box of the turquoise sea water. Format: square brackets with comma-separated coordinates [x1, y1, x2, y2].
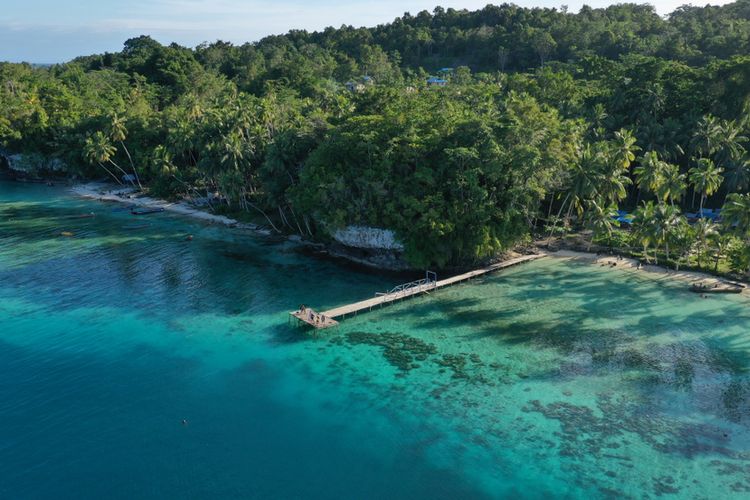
[2, 181, 750, 499]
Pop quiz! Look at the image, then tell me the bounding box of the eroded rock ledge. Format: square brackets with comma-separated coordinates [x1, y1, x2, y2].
[330, 226, 409, 270]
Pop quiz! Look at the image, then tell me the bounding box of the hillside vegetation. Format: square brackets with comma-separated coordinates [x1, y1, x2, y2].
[2, 2, 750, 270]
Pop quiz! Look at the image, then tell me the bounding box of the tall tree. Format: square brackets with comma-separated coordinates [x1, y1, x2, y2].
[108, 113, 143, 189]
[688, 158, 724, 215]
[657, 163, 686, 206]
[634, 151, 665, 202]
[83, 132, 129, 185]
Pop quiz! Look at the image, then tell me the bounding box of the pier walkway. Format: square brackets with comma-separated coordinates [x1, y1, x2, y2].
[290, 253, 544, 329]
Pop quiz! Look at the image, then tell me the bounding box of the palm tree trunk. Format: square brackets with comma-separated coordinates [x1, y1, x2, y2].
[119, 141, 143, 190]
[108, 160, 135, 187]
[546, 193, 570, 248]
[98, 162, 123, 185]
[278, 206, 291, 230]
[287, 204, 308, 236]
[546, 193, 556, 220]
[302, 215, 314, 236]
[246, 201, 281, 233]
[699, 193, 705, 217]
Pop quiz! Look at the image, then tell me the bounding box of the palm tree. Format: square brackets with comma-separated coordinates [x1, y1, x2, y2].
[689, 158, 724, 215]
[657, 163, 686, 206]
[713, 234, 733, 272]
[722, 193, 750, 236]
[611, 128, 640, 170]
[599, 168, 632, 206]
[549, 144, 598, 231]
[658, 118, 686, 162]
[690, 115, 723, 158]
[589, 104, 608, 140]
[633, 201, 682, 264]
[634, 151, 665, 202]
[670, 218, 693, 270]
[723, 156, 750, 199]
[150, 145, 176, 177]
[633, 201, 658, 263]
[566, 146, 600, 217]
[109, 114, 143, 189]
[83, 132, 124, 185]
[584, 199, 618, 251]
[651, 203, 682, 264]
[715, 119, 748, 167]
[88, 131, 135, 186]
[595, 134, 635, 206]
[693, 218, 718, 269]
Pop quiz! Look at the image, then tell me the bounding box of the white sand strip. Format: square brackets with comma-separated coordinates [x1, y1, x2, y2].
[70, 182, 272, 235]
[543, 249, 748, 291]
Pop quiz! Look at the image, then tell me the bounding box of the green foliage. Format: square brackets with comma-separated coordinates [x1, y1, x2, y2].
[3, 2, 750, 269]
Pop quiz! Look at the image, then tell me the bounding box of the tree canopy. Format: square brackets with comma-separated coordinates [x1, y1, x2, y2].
[2, 2, 750, 270]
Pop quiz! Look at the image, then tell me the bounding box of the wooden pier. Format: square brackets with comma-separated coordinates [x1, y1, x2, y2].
[289, 253, 544, 329]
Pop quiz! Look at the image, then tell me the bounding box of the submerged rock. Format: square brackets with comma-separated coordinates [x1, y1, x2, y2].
[345, 331, 437, 371]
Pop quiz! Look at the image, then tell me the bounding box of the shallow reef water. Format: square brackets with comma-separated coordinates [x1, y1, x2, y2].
[2, 181, 750, 499]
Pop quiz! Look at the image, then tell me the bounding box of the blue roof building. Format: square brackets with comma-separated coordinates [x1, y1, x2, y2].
[427, 77, 448, 86]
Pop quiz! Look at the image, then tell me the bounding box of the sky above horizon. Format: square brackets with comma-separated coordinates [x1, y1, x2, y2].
[0, 0, 735, 63]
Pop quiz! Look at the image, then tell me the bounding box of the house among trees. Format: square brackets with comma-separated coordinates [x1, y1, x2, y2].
[345, 81, 365, 92]
[345, 76, 374, 92]
[426, 76, 448, 86]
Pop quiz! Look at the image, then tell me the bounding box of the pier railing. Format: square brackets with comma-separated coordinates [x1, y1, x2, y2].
[376, 272, 437, 298]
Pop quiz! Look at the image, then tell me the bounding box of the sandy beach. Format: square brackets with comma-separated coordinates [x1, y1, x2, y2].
[543, 248, 749, 292]
[71, 182, 272, 235]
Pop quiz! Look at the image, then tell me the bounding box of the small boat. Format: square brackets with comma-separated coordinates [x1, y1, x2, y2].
[112, 204, 137, 212]
[131, 207, 165, 215]
[691, 281, 745, 294]
[123, 223, 151, 230]
[60, 231, 74, 237]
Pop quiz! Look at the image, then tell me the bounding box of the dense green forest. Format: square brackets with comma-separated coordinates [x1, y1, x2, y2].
[2, 2, 750, 270]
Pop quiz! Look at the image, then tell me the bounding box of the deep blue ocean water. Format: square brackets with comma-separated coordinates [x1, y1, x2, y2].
[2, 181, 750, 499]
